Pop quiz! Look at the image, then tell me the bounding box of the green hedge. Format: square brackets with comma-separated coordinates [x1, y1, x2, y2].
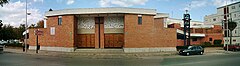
[4, 43, 23, 47]
[214, 40, 222, 45]
[176, 42, 224, 50]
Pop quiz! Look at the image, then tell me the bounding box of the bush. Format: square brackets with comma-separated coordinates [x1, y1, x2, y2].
[5, 43, 23, 47]
[214, 40, 222, 45]
[194, 42, 223, 48]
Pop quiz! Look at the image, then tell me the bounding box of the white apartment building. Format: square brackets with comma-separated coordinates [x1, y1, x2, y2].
[204, 1, 240, 45]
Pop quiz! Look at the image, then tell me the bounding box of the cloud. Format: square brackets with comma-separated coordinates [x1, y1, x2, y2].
[33, 0, 44, 3]
[0, 1, 43, 27]
[67, 0, 74, 5]
[99, 0, 148, 7]
[212, 0, 240, 7]
[183, 0, 208, 10]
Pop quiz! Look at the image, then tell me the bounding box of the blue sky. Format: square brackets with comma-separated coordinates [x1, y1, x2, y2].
[0, 0, 239, 27]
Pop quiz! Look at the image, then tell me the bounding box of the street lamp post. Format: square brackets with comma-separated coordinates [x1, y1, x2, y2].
[24, 0, 31, 52]
[24, 0, 27, 52]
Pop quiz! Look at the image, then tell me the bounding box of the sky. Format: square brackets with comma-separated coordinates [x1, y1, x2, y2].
[0, 0, 239, 27]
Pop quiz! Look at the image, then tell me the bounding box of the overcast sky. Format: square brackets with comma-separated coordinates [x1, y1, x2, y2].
[0, 0, 239, 27]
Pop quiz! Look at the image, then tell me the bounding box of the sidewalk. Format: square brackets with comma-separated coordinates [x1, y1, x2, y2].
[3, 47, 240, 59]
[4, 47, 178, 59]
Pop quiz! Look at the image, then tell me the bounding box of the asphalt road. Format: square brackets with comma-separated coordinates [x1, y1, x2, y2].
[0, 52, 240, 66]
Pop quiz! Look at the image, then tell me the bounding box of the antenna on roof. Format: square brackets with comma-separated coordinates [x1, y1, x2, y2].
[49, 8, 53, 11]
[185, 3, 191, 14]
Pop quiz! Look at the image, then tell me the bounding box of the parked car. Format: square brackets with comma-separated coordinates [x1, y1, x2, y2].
[223, 44, 240, 51]
[0, 45, 4, 53]
[179, 46, 204, 56]
[0, 40, 7, 45]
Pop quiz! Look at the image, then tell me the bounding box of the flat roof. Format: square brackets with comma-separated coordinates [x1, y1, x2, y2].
[217, 1, 240, 9]
[45, 7, 157, 17]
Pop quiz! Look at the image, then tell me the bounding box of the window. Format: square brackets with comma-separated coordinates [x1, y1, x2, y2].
[50, 27, 55, 35]
[232, 6, 235, 9]
[235, 30, 237, 34]
[209, 38, 212, 41]
[138, 15, 142, 25]
[192, 38, 197, 41]
[233, 39, 236, 42]
[213, 18, 216, 21]
[58, 16, 62, 25]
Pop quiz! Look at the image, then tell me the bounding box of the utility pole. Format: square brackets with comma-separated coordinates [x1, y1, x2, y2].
[24, 0, 28, 52]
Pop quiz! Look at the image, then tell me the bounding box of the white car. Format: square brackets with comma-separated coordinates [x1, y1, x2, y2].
[0, 40, 7, 44]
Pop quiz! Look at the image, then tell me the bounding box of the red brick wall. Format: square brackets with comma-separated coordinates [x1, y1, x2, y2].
[176, 25, 223, 45]
[27, 15, 75, 48]
[124, 14, 177, 48]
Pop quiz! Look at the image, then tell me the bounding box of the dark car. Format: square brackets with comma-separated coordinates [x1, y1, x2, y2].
[223, 44, 240, 51]
[179, 46, 204, 56]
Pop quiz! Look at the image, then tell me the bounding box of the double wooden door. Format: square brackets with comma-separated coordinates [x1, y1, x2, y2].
[77, 17, 124, 48]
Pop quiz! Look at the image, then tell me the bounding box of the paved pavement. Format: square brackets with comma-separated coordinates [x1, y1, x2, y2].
[160, 54, 240, 66]
[1, 51, 240, 66]
[3, 47, 240, 59]
[3, 47, 178, 59]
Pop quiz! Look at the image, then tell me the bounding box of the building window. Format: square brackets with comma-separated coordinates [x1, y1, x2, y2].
[138, 15, 142, 25]
[213, 18, 216, 21]
[192, 38, 197, 41]
[235, 30, 237, 34]
[232, 6, 235, 9]
[58, 16, 62, 25]
[50, 27, 55, 35]
[209, 38, 212, 41]
[233, 39, 236, 42]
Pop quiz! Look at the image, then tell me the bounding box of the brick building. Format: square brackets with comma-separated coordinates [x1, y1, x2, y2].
[26, 7, 177, 52]
[168, 23, 223, 46]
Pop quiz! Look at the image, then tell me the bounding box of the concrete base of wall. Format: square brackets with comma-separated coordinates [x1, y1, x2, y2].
[123, 47, 176, 52]
[29, 46, 75, 52]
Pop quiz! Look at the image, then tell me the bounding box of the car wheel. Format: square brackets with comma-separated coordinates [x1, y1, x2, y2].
[186, 53, 190, 56]
[200, 52, 203, 55]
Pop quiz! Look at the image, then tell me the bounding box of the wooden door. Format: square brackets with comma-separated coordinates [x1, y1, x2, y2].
[104, 34, 124, 48]
[95, 17, 104, 48]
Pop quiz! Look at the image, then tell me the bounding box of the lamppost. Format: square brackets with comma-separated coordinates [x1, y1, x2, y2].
[25, 0, 31, 52]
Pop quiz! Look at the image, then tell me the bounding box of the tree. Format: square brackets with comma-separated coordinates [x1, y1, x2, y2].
[0, 0, 9, 7]
[0, 24, 15, 40]
[29, 24, 36, 28]
[0, 20, 3, 29]
[15, 24, 26, 39]
[36, 20, 44, 28]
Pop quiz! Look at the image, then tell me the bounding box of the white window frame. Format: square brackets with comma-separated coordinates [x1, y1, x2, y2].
[50, 27, 55, 35]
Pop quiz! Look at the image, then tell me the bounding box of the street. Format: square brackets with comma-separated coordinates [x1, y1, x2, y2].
[0, 52, 240, 66]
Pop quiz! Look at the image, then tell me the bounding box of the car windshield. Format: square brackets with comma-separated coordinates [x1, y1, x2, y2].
[188, 46, 193, 49]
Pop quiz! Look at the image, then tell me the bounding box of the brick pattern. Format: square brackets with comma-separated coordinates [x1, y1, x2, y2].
[27, 15, 75, 48]
[169, 23, 224, 45]
[124, 14, 177, 48]
[28, 14, 177, 49]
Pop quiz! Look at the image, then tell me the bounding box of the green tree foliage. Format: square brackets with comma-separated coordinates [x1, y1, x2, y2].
[0, 24, 26, 40]
[36, 20, 44, 28]
[0, 0, 9, 7]
[213, 40, 222, 45]
[0, 24, 15, 40]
